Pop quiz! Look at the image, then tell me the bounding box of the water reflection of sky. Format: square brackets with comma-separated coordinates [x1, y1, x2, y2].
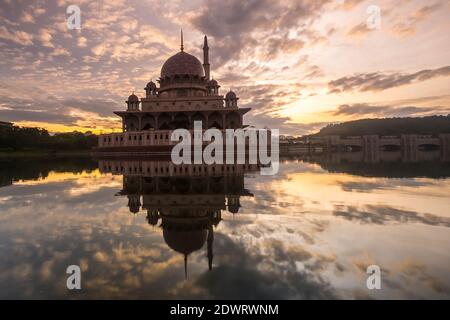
[0, 160, 449, 299]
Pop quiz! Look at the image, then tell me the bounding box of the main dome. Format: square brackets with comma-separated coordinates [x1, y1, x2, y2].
[163, 229, 207, 255]
[161, 51, 205, 78]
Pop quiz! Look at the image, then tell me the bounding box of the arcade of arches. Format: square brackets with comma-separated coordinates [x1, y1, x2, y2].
[113, 35, 250, 136]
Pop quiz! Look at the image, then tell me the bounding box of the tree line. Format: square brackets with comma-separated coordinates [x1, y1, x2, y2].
[0, 125, 98, 151]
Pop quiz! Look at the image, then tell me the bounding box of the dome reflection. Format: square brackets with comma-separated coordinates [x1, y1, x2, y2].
[100, 160, 257, 277]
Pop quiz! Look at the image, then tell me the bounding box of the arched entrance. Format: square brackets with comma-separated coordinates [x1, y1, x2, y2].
[208, 112, 223, 129]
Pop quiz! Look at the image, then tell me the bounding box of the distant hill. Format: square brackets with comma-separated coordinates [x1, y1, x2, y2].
[313, 115, 450, 137]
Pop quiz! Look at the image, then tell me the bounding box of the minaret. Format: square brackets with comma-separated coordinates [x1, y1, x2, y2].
[207, 224, 214, 271]
[184, 254, 188, 279]
[180, 29, 184, 52]
[203, 35, 210, 81]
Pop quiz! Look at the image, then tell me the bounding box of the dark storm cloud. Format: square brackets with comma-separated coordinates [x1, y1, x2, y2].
[189, 0, 331, 66]
[331, 103, 450, 118]
[328, 66, 450, 93]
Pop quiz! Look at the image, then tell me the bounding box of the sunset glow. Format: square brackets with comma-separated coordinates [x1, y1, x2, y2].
[1, 0, 449, 135]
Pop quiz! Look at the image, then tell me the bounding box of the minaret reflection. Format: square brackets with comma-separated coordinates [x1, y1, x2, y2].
[100, 160, 257, 277]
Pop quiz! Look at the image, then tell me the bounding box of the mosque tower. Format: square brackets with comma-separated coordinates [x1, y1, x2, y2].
[96, 31, 251, 153]
[203, 35, 210, 81]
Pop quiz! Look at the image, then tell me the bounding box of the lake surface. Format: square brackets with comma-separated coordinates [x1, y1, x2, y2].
[0, 154, 449, 299]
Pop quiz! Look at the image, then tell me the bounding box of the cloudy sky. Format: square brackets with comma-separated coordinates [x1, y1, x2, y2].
[0, 0, 449, 135]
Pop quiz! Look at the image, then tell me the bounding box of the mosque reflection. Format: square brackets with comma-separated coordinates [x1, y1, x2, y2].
[98, 159, 258, 276]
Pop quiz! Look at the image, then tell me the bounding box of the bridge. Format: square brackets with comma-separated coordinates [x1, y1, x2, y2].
[304, 134, 450, 162]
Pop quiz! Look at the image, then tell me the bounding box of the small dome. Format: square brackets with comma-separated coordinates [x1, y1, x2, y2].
[128, 93, 139, 102]
[146, 212, 159, 226]
[225, 90, 237, 100]
[161, 51, 205, 78]
[146, 81, 157, 89]
[129, 205, 139, 214]
[209, 79, 218, 87]
[228, 204, 240, 214]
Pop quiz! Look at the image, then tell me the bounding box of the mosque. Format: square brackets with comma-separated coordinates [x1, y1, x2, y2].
[94, 32, 251, 155]
[98, 159, 257, 277]
[94, 33, 262, 277]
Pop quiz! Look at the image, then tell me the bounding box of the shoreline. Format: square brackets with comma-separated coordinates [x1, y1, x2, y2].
[0, 150, 92, 159]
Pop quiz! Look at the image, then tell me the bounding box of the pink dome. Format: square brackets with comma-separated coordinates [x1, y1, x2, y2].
[128, 93, 139, 102]
[161, 51, 205, 78]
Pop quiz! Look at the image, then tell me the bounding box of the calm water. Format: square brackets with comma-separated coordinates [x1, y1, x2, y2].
[0, 154, 449, 299]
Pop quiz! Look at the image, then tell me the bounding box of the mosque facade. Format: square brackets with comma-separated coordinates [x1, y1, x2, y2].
[94, 33, 251, 155]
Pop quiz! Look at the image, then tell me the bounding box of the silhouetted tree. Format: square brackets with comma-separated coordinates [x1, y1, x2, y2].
[0, 126, 98, 151]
